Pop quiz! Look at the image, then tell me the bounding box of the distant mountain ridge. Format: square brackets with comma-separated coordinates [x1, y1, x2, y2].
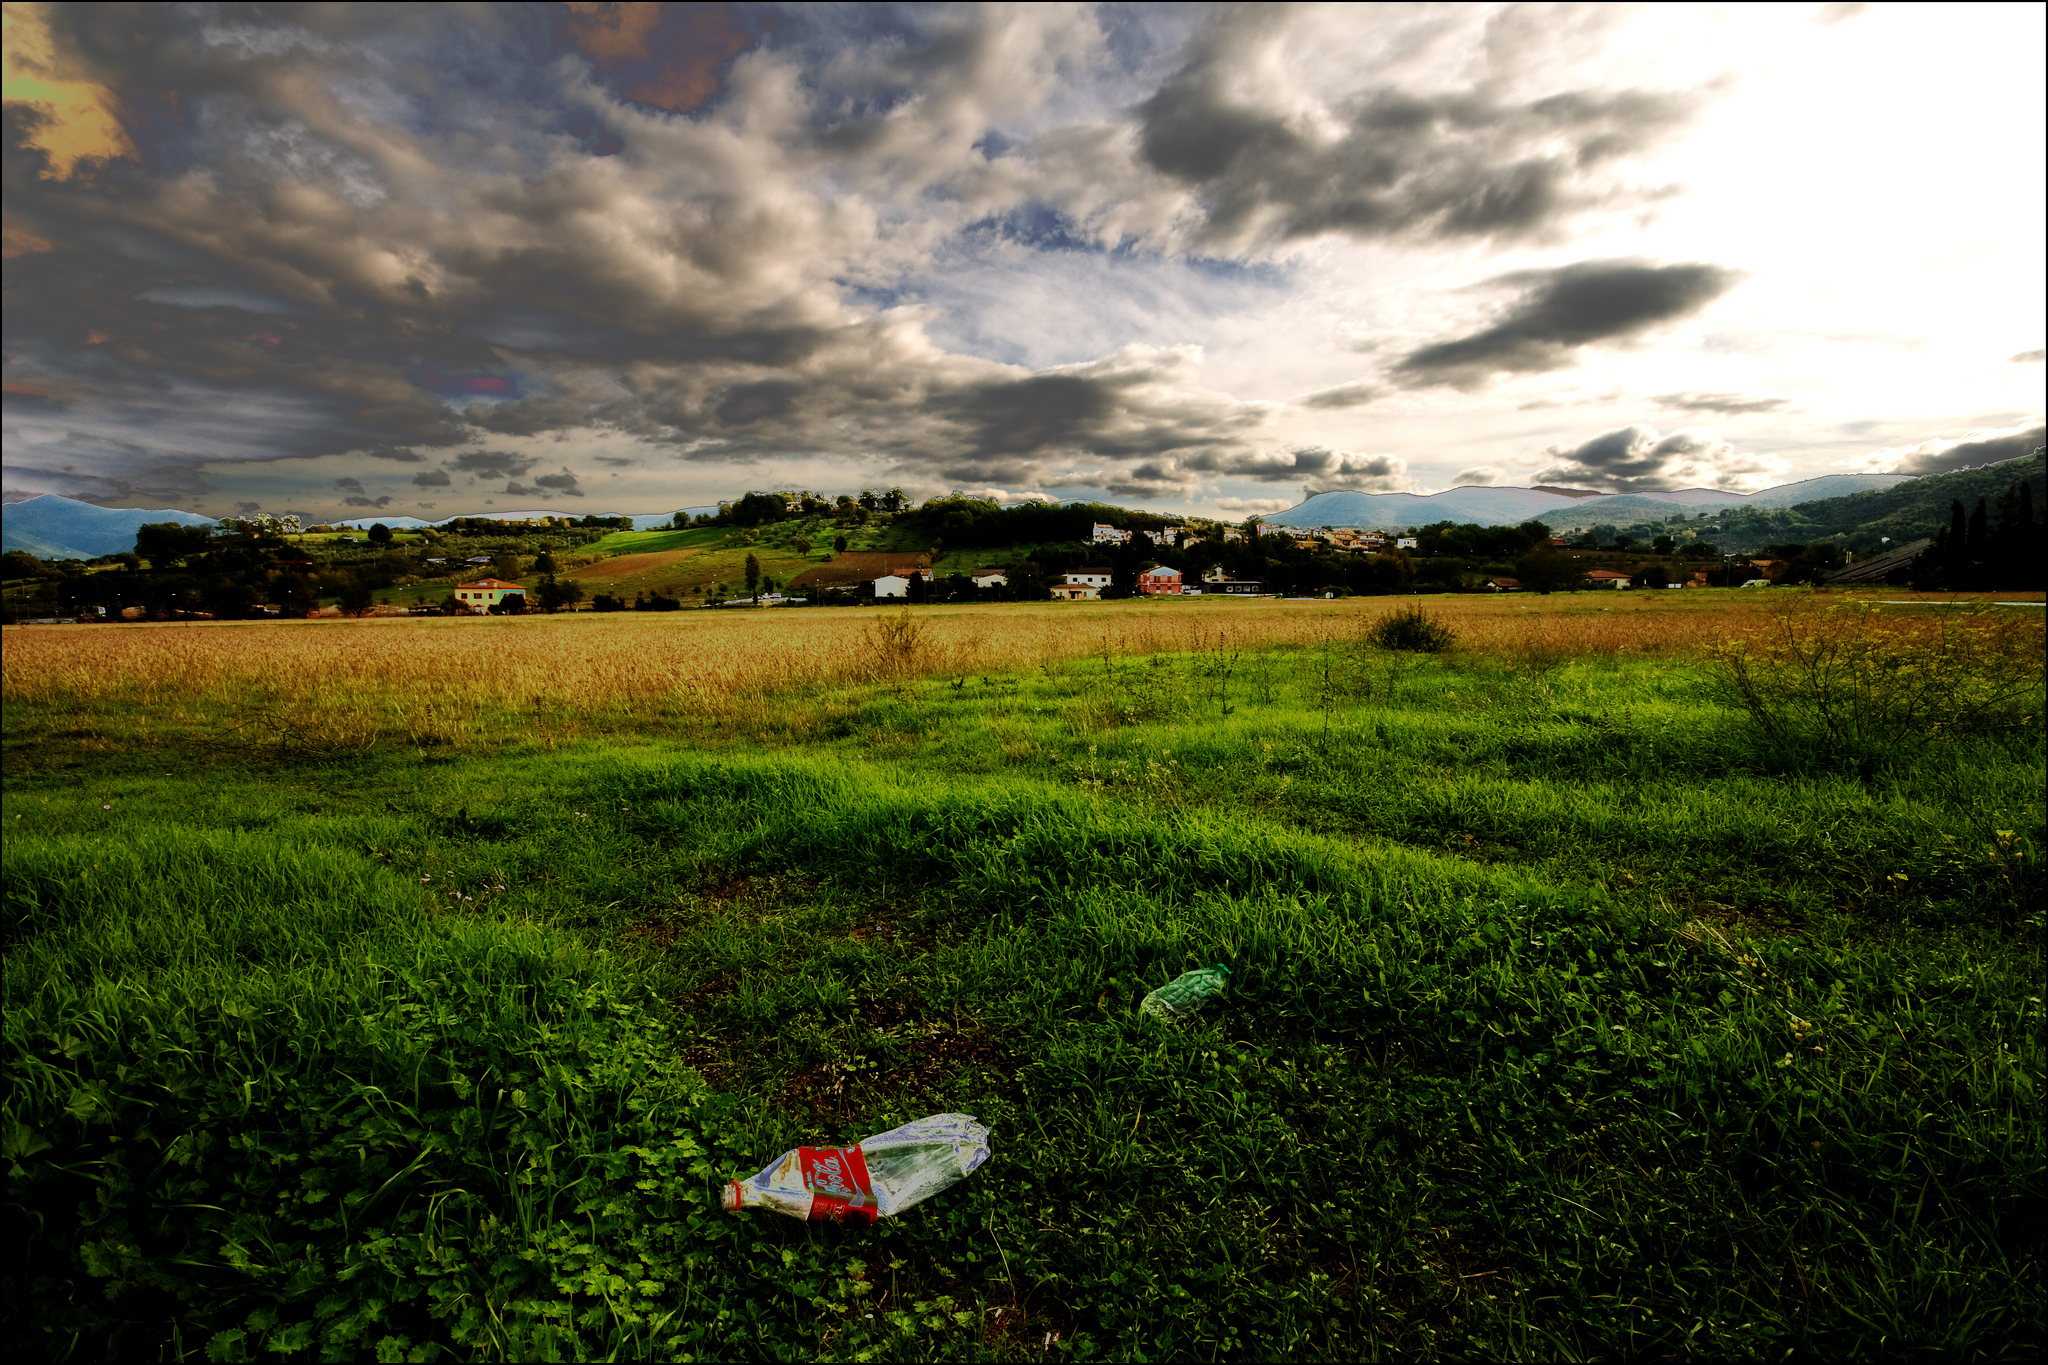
[1261, 472, 1916, 531]
[2, 497, 700, 559]
[1, 495, 215, 561]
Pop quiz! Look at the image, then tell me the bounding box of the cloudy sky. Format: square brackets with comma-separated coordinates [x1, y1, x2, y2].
[3, 1, 2042, 522]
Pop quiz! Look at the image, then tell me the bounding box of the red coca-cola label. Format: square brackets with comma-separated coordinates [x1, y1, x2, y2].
[798, 1144, 876, 1222]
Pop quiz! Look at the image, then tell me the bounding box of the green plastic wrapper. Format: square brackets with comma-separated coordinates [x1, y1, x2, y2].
[1140, 963, 1231, 1024]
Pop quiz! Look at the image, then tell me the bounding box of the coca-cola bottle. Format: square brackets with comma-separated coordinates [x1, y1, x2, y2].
[723, 1113, 991, 1222]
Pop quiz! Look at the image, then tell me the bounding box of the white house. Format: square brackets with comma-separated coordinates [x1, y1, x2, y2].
[1144, 527, 1180, 547]
[1396, 537, 1418, 550]
[1065, 567, 1112, 588]
[874, 572, 929, 598]
[970, 568, 1008, 588]
[1091, 523, 1133, 545]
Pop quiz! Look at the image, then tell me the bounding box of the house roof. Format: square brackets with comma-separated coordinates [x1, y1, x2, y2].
[789, 551, 931, 589]
[456, 577, 525, 590]
[1140, 565, 1182, 575]
[1585, 568, 1632, 579]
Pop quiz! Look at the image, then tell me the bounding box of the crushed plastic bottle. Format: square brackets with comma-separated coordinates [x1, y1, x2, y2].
[723, 1113, 991, 1223]
[1140, 963, 1231, 1024]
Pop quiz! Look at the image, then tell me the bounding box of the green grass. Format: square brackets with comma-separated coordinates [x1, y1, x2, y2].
[586, 526, 727, 556]
[4, 640, 2043, 1361]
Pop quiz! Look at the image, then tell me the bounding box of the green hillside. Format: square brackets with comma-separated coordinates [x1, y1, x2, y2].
[1699, 450, 2044, 553]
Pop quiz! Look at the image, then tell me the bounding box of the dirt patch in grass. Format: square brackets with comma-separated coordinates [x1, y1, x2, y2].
[564, 548, 700, 582]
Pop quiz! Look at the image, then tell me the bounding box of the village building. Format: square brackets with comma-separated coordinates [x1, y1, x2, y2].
[1485, 577, 1521, 592]
[454, 577, 526, 610]
[1051, 567, 1113, 600]
[788, 552, 932, 596]
[970, 568, 1009, 588]
[1584, 569, 1632, 588]
[1144, 528, 1181, 547]
[1395, 537, 1418, 550]
[1137, 566, 1183, 595]
[1091, 523, 1133, 545]
[874, 571, 931, 598]
[1200, 565, 1265, 595]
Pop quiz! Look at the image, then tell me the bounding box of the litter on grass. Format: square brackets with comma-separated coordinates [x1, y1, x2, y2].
[723, 1113, 991, 1222]
[1141, 963, 1231, 1024]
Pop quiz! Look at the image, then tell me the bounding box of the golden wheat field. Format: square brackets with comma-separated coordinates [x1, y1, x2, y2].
[3, 590, 2039, 751]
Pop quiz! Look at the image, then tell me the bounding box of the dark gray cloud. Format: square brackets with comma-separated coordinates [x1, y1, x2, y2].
[1299, 382, 1380, 410]
[446, 451, 537, 481]
[411, 469, 451, 487]
[1654, 390, 1793, 415]
[1875, 421, 2046, 476]
[1132, 8, 1705, 252]
[533, 470, 584, 497]
[335, 477, 365, 493]
[1395, 260, 1741, 389]
[343, 494, 393, 508]
[1533, 422, 1786, 493]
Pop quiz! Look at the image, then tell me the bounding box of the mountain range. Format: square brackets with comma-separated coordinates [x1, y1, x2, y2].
[0, 496, 216, 562]
[1, 498, 696, 559]
[1261, 473, 1915, 532]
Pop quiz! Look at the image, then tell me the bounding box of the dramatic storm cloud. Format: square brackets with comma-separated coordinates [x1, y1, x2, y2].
[3, 3, 2043, 518]
[1863, 421, 2048, 478]
[1394, 260, 1742, 389]
[1533, 424, 1785, 494]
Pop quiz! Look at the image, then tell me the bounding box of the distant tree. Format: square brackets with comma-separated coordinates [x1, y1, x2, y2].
[744, 552, 761, 600]
[794, 536, 813, 557]
[3, 549, 51, 579]
[833, 534, 849, 554]
[533, 550, 558, 574]
[535, 576, 585, 613]
[367, 523, 393, 544]
[1514, 548, 1576, 596]
[134, 522, 213, 567]
[336, 580, 376, 617]
[491, 551, 522, 582]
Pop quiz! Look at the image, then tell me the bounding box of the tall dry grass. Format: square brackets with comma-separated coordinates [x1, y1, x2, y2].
[4, 591, 2033, 750]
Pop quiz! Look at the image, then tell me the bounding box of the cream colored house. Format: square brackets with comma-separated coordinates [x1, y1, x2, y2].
[454, 577, 526, 610]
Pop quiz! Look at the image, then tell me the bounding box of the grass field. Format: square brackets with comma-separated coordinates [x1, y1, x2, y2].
[3, 591, 2042, 1361]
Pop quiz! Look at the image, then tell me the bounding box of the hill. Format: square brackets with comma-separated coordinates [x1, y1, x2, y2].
[1, 495, 215, 561]
[1782, 449, 2045, 548]
[1263, 473, 1913, 533]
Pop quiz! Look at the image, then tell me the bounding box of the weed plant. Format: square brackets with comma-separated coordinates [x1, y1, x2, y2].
[3, 595, 2043, 1361]
[1364, 603, 1458, 653]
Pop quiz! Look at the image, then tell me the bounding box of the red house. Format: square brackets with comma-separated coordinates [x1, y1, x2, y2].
[1137, 566, 1184, 595]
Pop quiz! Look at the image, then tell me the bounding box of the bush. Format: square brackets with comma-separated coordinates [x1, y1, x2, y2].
[1365, 603, 1457, 652]
[1712, 602, 2045, 761]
